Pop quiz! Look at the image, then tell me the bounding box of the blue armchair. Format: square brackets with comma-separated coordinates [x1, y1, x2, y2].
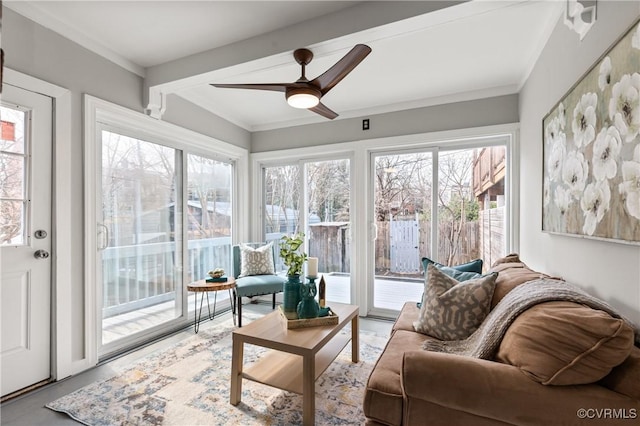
[232, 243, 286, 327]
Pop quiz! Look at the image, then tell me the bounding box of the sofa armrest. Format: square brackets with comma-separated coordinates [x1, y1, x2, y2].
[402, 350, 639, 425]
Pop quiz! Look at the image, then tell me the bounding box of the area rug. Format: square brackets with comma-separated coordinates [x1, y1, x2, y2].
[46, 315, 388, 425]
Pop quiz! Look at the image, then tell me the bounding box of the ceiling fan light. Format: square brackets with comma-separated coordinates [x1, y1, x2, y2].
[286, 87, 321, 109]
[287, 93, 319, 109]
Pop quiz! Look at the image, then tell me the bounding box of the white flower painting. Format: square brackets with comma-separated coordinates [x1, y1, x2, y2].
[633, 23, 640, 50]
[580, 181, 611, 235]
[543, 20, 640, 244]
[598, 57, 612, 91]
[562, 151, 589, 197]
[592, 126, 622, 181]
[618, 145, 640, 220]
[572, 92, 598, 147]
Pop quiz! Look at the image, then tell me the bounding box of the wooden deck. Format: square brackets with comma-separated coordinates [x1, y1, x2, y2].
[102, 274, 422, 344]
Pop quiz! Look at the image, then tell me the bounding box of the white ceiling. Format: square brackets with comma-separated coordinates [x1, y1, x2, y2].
[6, 1, 564, 131]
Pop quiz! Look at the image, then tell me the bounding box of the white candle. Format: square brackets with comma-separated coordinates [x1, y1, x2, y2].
[307, 257, 318, 277]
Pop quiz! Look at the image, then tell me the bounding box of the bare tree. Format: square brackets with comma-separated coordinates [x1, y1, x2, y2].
[307, 160, 350, 222]
[265, 165, 300, 234]
[437, 150, 475, 265]
[374, 154, 431, 221]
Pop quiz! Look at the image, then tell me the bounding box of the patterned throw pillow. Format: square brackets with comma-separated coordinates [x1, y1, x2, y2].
[414, 264, 498, 340]
[417, 258, 484, 308]
[239, 243, 275, 277]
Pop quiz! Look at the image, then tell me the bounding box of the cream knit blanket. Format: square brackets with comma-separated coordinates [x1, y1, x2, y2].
[423, 278, 640, 358]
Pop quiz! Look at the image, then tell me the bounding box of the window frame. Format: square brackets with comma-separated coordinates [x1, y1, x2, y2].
[251, 124, 519, 317]
[84, 95, 249, 362]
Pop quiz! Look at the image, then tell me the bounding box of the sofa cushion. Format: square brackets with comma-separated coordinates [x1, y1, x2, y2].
[393, 302, 421, 333]
[414, 264, 497, 340]
[496, 301, 634, 385]
[600, 346, 640, 399]
[488, 259, 549, 308]
[363, 329, 436, 426]
[238, 242, 275, 277]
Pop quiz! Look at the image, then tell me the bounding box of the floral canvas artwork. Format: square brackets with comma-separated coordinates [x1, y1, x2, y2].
[543, 19, 640, 245]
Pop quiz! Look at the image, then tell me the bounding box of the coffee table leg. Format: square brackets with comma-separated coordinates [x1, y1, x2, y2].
[230, 336, 243, 405]
[352, 315, 359, 363]
[302, 354, 315, 426]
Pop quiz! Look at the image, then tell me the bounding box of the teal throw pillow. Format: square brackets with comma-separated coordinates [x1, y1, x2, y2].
[435, 265, 482, 281]
[417, 258, 484, 308]
[420, 257, 483, 274]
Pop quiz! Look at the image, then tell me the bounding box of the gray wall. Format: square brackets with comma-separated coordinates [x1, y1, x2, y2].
[252, 94, 519, 152]
[519, 1, 640, 323]
[3, 8, 145, 361]
[163, 94, 250, 150]
[2, 8, 249, 362]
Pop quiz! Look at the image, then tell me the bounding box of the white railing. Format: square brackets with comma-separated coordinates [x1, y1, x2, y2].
[102, 237, 232, 317]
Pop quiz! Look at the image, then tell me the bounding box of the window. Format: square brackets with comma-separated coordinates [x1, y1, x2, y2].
[86, 95, 247, 359]
[261, 157, 353, 304]
[371, 142, 509, 313]
[254, 127, 516, 319]
[0, 106, 28, 246]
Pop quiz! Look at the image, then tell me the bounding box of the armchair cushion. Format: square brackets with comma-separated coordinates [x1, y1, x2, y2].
[235, 274, 285, 298]
[238, 242, 275, 277]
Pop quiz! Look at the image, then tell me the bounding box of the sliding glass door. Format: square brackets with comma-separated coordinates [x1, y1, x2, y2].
[99, 130, 182, 349]
[372, 151, 433, 311]
[186, 154, 233, 309]
[262, 158, 352, 304]
[97, 128, 237, 356]
[305, 158, 351, 304]
[370, 143, 508, 315]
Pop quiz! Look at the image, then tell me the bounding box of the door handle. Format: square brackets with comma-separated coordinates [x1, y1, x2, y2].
[34, 249, 50, 259]
[98, 223, 110, 250]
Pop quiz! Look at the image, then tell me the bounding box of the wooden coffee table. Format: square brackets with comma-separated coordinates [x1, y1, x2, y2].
[230, 302, 359, 425]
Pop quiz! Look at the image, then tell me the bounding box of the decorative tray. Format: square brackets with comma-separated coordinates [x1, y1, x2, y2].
[278, 305, 338, 329]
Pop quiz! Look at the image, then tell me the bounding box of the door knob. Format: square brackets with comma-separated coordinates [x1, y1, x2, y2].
[34, 249, 50, 259]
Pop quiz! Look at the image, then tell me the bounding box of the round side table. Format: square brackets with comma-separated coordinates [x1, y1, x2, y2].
[187, 278, 237, 333]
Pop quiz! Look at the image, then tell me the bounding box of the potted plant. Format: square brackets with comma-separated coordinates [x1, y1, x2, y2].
[279, 232, 308, 319]
[279, 232, 308, 276]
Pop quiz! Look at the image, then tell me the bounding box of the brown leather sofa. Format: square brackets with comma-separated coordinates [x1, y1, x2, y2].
[363, 258, 640, 425]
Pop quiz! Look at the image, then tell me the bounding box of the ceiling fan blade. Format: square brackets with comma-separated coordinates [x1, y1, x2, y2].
[210, 83, 290, 92]
[309, 102, 338, 120]
[311, 44, 371, 95]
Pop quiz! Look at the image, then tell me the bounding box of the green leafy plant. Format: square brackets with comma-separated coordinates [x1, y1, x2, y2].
[279, 232, 308, 276]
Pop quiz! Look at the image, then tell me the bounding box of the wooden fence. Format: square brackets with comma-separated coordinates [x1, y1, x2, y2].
[376, 220, 479, 275]
[479, 206, 505, 268]
[307, 223, 350, 273]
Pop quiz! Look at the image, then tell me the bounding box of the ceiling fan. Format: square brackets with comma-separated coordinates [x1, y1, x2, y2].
[210, 44, 372, 120]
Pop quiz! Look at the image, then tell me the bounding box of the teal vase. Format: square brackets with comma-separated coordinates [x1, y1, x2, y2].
[283, 275, 302, 319]
[297, 280, 320, 319]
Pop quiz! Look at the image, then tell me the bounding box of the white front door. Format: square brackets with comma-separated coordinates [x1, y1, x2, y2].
[1, 84, 53, 396]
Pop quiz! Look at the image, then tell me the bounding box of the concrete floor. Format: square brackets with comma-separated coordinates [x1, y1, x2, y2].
[0, 302, 393, 426]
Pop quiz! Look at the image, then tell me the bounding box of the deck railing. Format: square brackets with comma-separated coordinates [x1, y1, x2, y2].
[102, 237, 232, 317]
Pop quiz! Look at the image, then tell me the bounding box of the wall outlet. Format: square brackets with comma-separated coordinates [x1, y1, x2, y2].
[362, 119, 370, 130]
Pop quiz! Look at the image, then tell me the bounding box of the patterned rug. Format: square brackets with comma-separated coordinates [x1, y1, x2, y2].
[46, 315, 388, 425]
